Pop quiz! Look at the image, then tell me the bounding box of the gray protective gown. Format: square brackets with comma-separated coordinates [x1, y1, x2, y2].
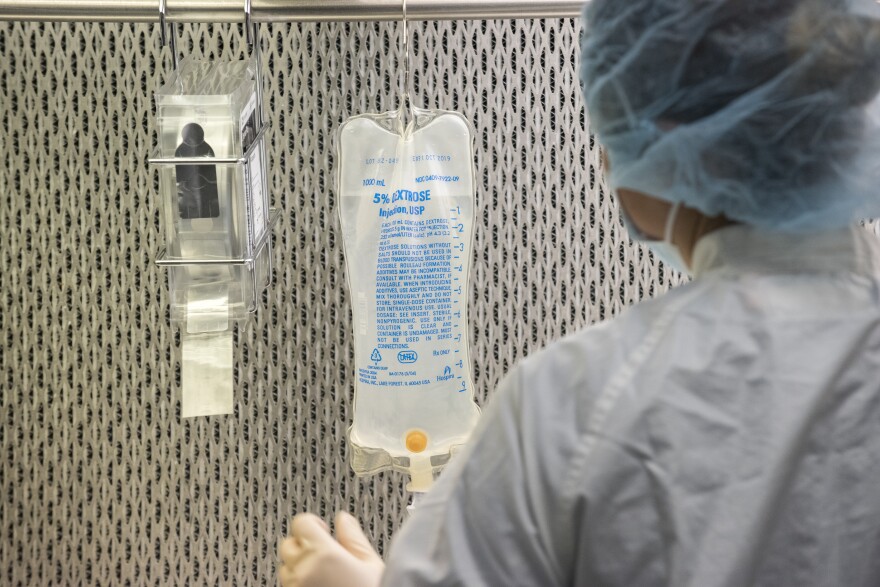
[381, 225, 880, 587]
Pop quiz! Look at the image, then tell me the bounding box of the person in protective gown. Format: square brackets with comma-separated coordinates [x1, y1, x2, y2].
[279, 1, 880, 585]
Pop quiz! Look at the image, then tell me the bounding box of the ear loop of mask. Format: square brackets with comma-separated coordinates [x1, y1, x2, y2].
[663, 202, 682, 244]
[620, 200, 691, 273]
[651, 202, 691, 273]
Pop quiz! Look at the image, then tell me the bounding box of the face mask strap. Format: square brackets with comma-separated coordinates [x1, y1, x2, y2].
[663, 202, 682, 245]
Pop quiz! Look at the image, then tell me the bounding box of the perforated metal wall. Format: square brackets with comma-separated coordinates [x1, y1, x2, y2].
[0, 19, 678, 585]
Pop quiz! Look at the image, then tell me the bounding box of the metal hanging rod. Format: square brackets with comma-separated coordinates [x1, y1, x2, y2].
[1, 0, 583, 23]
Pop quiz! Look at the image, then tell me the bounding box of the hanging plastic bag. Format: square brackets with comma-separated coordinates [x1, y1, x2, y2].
[337, 104, 481, 491]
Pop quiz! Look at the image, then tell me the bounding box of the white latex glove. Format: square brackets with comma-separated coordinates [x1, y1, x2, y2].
[278, 512, 385, 587]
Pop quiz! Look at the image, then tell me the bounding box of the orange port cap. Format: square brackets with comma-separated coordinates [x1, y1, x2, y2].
[405, 431, 428, 453]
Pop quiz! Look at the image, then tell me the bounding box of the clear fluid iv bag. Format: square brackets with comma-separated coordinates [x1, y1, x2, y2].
[337, 105, 481, 491]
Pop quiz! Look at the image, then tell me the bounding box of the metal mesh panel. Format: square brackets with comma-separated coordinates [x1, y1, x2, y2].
[0, 19, 677, 585]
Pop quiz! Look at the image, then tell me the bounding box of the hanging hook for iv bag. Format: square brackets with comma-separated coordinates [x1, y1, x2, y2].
[244, 0, 265, 129]
[158, 0, 179, 71]
[242, 0, 273, 291]
[244, 0, 257, 50]
[399, 0, 412, 115]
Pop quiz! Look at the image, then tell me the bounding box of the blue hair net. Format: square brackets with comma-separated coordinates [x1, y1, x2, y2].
[580, 0, 880, 231]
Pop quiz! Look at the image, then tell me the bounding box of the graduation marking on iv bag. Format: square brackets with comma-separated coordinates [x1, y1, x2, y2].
[337, 107, 481, 482]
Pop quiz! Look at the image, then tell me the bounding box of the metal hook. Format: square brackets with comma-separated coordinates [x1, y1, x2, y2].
[244, 0, 264, 127]
[400, 0, 411, 112]
[158, 0, 179, 71]
[244, 0, 255, 48]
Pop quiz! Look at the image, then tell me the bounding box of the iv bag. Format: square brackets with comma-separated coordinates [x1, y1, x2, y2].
[337, 106, 481, 490]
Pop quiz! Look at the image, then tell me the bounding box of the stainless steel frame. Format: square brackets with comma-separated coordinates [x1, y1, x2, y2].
[1, 0, 584, 23]
[155, 209, 281, 312]
[151, 120, 279, 314]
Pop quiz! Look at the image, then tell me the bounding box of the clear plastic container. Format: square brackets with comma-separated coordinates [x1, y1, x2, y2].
[154, 57, 270, 323]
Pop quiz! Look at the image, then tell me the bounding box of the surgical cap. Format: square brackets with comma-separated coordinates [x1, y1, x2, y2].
[580, 0, 880, 231]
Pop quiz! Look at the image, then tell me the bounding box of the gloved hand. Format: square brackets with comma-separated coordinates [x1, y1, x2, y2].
[278, 512, 385, 587]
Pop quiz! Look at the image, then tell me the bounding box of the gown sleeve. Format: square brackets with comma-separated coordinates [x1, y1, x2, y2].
[380, 366, 569, 587]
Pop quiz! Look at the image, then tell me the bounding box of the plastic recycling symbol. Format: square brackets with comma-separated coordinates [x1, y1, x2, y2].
[371, 348, 382, 364]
